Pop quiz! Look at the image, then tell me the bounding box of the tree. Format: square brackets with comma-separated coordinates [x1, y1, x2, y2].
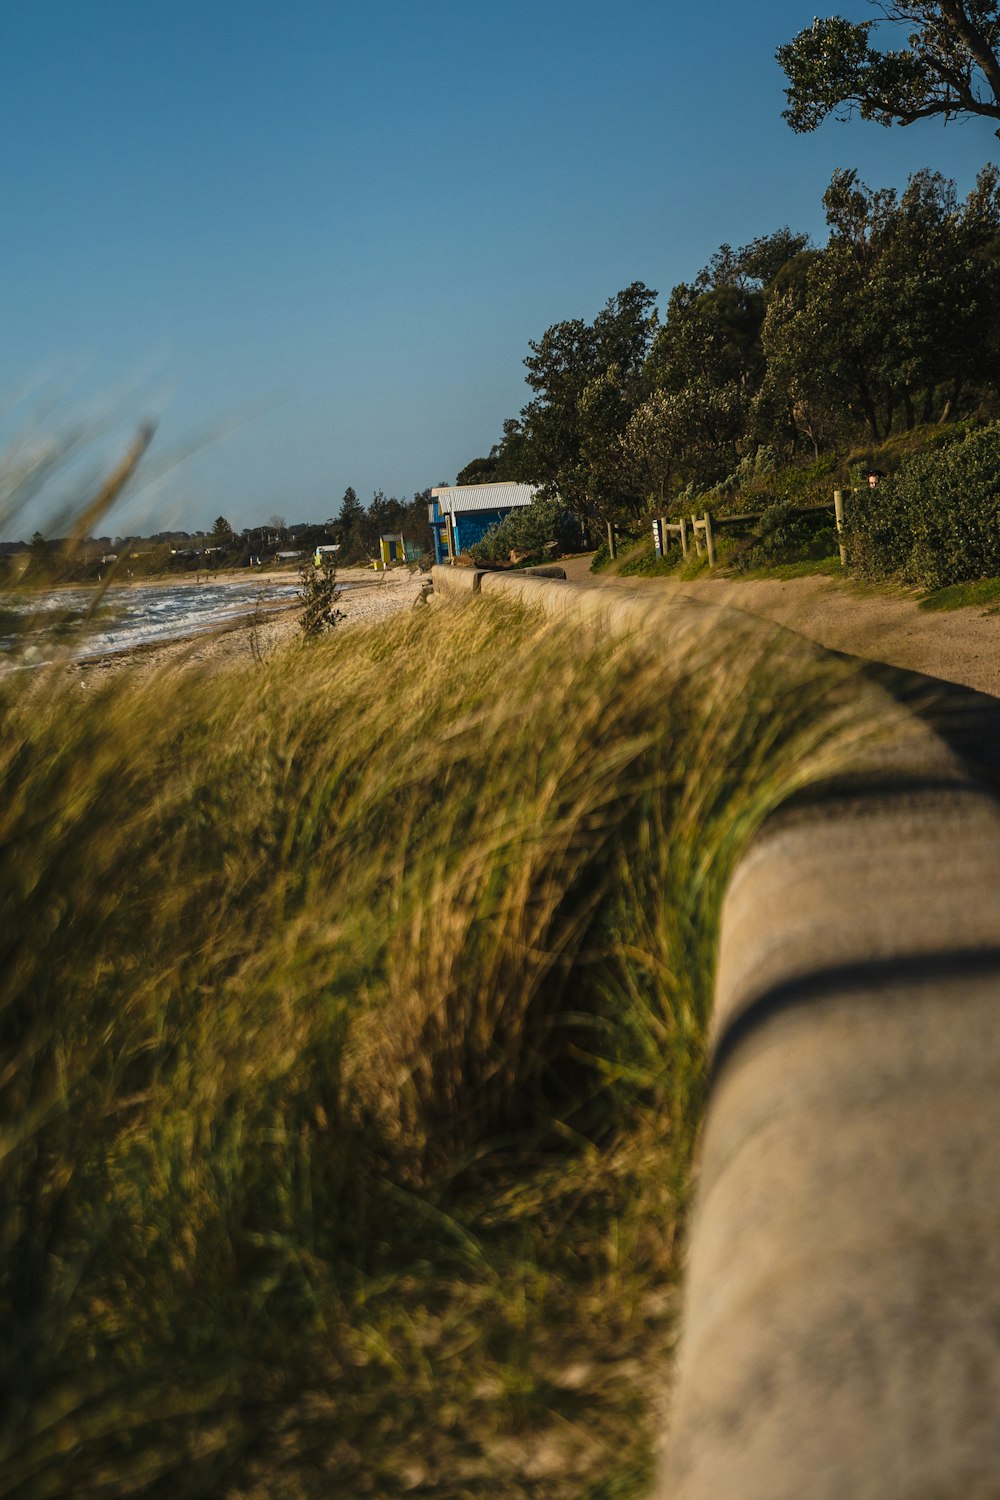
[778, 3, 1000, 136]
[646, 284, 764, 487]
[337, 487, 363, 524]
[400, 488, 435, 556]
[780, 168, 1000, 447]
[495, 282, 659, 519]
[334, 486, 366, 560]
[757, 166, 1000, 443]
[626, 231, 813, 492]
[336, 487, 364, 530]
[367, 490, 406, 537]
[210, 516, 233, 542]
[696, 229, 811, 293]
[455, 455, 501, 486]
[347, 490, 407, 558]
[615, 390, 704, 508]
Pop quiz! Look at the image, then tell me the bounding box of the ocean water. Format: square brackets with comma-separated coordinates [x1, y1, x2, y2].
[1, 577, 308, 660]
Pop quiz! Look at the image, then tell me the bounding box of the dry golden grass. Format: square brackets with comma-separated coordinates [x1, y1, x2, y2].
[0, 593, 878, 1497]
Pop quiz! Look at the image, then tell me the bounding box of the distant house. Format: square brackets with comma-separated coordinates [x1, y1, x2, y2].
[428, 482, 538, 564]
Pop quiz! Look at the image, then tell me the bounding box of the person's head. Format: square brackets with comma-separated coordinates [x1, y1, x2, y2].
[866, 469, 885, 489]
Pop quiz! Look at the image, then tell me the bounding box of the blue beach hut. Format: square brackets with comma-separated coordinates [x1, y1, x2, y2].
[428, 482, 538, 564]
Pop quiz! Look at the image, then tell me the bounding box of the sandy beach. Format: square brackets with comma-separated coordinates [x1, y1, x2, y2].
[61, 565, 428, 679]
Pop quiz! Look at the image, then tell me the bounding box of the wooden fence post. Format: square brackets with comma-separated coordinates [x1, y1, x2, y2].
[704, 511, 716, 567]
[607, 520, 617, 561]
[679, 516, 689, 558]
[834, 489, 846, 568]
[691, 515, 703, 556]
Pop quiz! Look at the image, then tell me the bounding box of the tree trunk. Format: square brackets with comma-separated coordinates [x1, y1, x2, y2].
[902, 388, 916, 430]
[939, 377, 962, 424]
[884, 393, 895, 438]
[921, 386, 935, 425]
[852, 368, 882, 443]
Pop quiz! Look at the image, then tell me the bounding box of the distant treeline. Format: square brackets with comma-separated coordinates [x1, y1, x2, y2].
[459, 166, 1000, 527]
[330, 486, 435, 565]
[9, 487, 437, 581]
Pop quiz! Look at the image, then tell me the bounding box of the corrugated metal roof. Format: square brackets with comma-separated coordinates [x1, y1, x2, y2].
[431, 482, 539, 515]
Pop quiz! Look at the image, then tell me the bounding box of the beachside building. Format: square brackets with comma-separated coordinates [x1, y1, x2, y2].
[377, 533, 422, 566]
[428, 482, 539, 564]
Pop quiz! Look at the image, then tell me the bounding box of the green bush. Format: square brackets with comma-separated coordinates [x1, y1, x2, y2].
[615, 535, 676, 576]
[588, 529, 646, 572]
[706, 452, 840, 517]
[590, 538, 612, 570]
[845, 422, 1000, 586]
[297, 554, 344, 636]
[467, 496, 579, 563]
[732, 502, 837, 572]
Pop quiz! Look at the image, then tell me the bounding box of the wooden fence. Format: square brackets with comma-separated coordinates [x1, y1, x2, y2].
[647, 490, 851, 569]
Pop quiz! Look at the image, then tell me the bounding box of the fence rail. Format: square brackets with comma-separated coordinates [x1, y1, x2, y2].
[649, 489, 852, 569]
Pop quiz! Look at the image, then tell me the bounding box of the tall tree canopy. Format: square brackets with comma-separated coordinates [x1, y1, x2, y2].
[496, 282, 659, 519]
[455, 455, 501, 486]
[337, 487, 364, 529]
[643, 230, 809, 491]
[459, 168, 1000, 531]
[778, 3, 1000, 135]
[758, 166, 1000, 443]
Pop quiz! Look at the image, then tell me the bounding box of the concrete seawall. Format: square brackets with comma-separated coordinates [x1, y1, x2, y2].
[432, 563, 1000, 1497]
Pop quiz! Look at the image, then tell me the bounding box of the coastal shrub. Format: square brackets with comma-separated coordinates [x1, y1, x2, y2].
[589, 536, 613, 570]
[733, 501, 837, 572]
[605, 533, 678, 576]
[466, 495, 579, 563]
[707, 443, 781, 502]
[0, 598, 876, 1497]
[845, 422, 1000, 586]
[298, 552, 344, 636]
[588, 527, 645, 572]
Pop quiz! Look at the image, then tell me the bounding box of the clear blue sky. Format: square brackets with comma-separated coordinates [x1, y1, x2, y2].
[2, 0, 996, 536]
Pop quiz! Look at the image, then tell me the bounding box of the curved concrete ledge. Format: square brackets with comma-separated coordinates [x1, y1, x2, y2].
[431, 563, 1000, 1495]
[434, 565, 798, 662]
[432, 565, 482, 594]
[663, 774, 1000, 1500]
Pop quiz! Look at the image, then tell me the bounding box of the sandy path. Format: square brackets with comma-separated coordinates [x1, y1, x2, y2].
[558, 556, 1000, 699]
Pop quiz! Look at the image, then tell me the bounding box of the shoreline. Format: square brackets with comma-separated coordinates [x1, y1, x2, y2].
[7, 563, 373, 595]
[9, 567, 428, 680]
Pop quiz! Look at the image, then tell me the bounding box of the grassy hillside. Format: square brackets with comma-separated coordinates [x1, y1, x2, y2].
[592, 420, 1000, 587]
[1, 596, 876, 1497]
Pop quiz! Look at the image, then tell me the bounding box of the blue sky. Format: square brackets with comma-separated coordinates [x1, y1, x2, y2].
[2, 0, 997, 536]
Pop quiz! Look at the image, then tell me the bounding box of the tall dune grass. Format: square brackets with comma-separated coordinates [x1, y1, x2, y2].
[0, 594, 874, 1497]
